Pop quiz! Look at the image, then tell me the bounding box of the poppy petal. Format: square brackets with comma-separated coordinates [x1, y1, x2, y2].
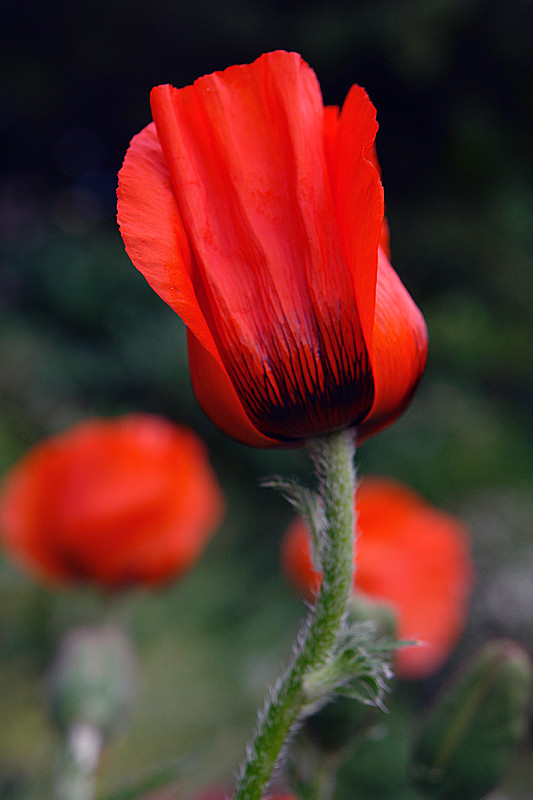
[150, 51, 372, 440]
[187, 331, 280, 448]
[357, 134, 391, 261]
[358, 249, 428, 441]
[281, 477, 472, 679]
[0, 445, 73, 582]
[117, 122, 218, 357]
[327, 85, 384, 357]
[325, 107, 390, 263]
[322, 105, 340, 179]
[355, 478, 472, 678]
[378, 216, 391, 261]
[0, 416, 224, 588]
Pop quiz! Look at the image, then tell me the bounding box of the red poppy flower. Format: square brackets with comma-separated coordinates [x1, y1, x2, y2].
[0, 415, 224, 588]
[281, 477, 473, 678]
[117, 51, 427, 447]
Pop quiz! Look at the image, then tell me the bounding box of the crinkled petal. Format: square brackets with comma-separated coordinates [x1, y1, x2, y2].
[326, 87, 384, 357]
[187, 331, 280, 448]
[150, 51, 372, 440]
[281, 477, 472, 679]
[117, 122, 218, 357]
[358, 248, 428, 442]
[355, 479, 472, 678]
[0, 444, 72, 582]
[0, 416, 224, 588]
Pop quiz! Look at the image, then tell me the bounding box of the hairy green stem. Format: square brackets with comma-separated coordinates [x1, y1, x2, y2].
[234, 429, 356, 800]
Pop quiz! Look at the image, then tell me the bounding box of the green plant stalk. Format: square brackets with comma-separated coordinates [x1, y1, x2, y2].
[306, 748, 345, 800]
[234, 428, 356, 800]
[54, 722, 102, 800]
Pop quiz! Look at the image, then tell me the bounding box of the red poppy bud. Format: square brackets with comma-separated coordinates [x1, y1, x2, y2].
[281, 477, 473, 679]
[117, 51, 427, 447]
[0, 414, 224, 588]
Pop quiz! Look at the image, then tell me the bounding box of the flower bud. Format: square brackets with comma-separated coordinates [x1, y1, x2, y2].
[0, 414, 224, 589]
[49, 625, 136, 740]
[118, 52, 428, 447]
[412, 639, 533, 799]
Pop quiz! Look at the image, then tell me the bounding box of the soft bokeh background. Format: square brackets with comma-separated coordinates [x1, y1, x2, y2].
[1, 1, 532, 798]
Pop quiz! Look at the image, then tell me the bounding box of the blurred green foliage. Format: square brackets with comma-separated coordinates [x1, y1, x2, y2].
[0, 0, 532, 798]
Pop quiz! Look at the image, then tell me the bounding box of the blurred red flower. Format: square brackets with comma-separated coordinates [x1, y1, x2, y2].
[281, 477, 473, 678]
[0, 414, 224, 588]
[117, 50, 427, 447]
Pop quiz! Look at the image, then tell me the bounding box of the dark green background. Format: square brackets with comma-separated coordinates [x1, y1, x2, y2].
[0, 1, 532, 797]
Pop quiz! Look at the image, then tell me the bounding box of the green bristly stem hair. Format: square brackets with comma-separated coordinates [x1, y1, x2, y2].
[234, 428, 357, 800]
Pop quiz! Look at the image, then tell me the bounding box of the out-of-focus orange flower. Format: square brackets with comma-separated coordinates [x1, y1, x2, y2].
[117, 50, 427, 447]
[0, 414, 224, 588]
[281, 477, 473, 678]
